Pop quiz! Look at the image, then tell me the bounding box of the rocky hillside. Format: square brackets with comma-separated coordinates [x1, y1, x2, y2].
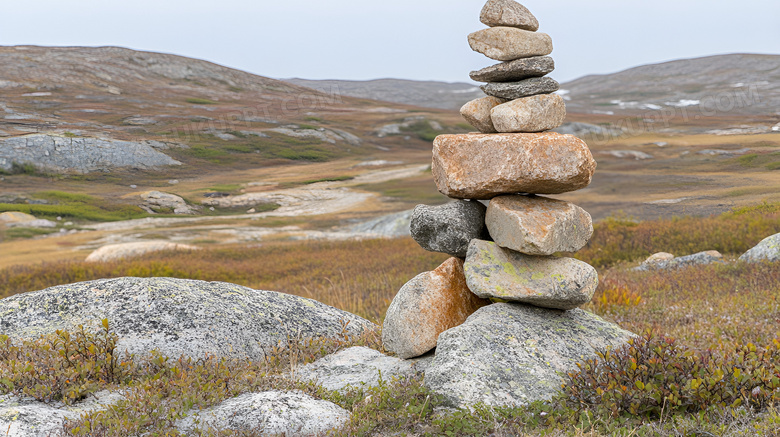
[285, 78, 486, 110]
[0, 46, 464, 175]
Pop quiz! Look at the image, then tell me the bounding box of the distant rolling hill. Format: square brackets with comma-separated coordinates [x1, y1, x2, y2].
[284, 78, 485, 110]
[287, 54, 780, 116]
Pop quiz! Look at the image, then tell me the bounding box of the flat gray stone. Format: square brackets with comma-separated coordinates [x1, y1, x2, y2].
[470, 56, 554, 83]
[411, 200, 489, 257]
[481, 77, 560, 100]
[740, 233, 780, 263]
[491, 94, 566, 133]
[464, 240, 597, 309]
[0, 277, 375, 361]
[295, 346, 425, 392]
[485, 195, 593, 255]
[175, 391, 350, 436]
[424, 303, 635, 408]
[480, 0, 540, 31]
[460, 96, 507, 134]
[468, 27, 552, 62]
[383, 258, 489, 358]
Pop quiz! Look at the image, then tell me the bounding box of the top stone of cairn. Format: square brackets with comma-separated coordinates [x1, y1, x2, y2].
[480, 0, 539, 32]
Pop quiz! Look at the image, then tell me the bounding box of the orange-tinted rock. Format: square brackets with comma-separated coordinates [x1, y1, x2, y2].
[432, 132, 596, 199]
[486, 195, 593, 255]
[382, 258, 490, 359]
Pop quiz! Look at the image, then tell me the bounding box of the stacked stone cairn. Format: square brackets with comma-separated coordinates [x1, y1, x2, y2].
[383, 0, 599, 360]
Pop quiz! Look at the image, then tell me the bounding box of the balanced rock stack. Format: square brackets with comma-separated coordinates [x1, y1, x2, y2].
[382, 0, 631, 408]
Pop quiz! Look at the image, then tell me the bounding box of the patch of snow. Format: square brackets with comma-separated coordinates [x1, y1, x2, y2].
[732, 83, 745, 88]
[353, 160, 404, 167]
[697, 148, 751, 156]
[451, 87, 480, 94]
[602, 150, 653, 160]
[555, 89, 571, 101]
[665, 100, 700, 107]
[22, 92, 52, 97]
[644, 103, 663, 110]
[591, 110, 614, 115]
[772, 123, 780, 132]
[646, 197, 691, 205]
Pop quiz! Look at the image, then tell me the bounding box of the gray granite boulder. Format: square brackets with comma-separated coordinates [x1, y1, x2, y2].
[0, 277, 375, 361]
[464, 240, 597, 309]
[175, 391, 349, 436]
[424, 303, 634, 408]
[635, 250, 724, 271]
[480, 77, 560, 100]
[295, 346, 430, 392]
[411, 201, 489, 258]
[740, 233, 780, 263]
[470, 56, 554, 83]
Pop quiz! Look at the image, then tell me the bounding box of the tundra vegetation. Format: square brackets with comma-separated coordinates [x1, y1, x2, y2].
[2, 203, 780, 435]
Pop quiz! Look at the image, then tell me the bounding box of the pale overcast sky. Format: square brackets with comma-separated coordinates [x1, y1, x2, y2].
[2, 0, 778, 84]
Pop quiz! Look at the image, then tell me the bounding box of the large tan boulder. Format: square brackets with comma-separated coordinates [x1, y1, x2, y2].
[0, 211, 37, 224]
[85, 241, 199, 262]
[486, 195, 593, 255]
[480, 0, 540, 31]
[468, 27, 552, 61]
[491, 94, 566, 133]
[432, 132, 596, 199]
[464, 240, 598, 310]
[460, 96, 507, 133]
[382, 258, 490, 359]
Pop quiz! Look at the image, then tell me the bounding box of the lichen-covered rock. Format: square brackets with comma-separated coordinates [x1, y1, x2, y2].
[383, 258, 490, 359]
[480, 77, 560, 100]
[641, 252, 675, 266]
[468, 27, 552, 62]
[0, 211, 37, 224]
[479, 0, 540, 31]
[175, 391, 350, 436]
[411, 200, 489, 258]
[470, 56, 554, 83]
[491, 94, 566, 133]
[432, 132, 596, 199]
[460, 96, 507, 133]
[139, 190, 197, 215]
[740, 233, 780, 263]
[464, 240, 597, 309]
[0, 277, 375, 361]
[635, 250, 725, 271]
[486, 195, 593, 255]
[295, 346, 427, 392]
[424, 303, 635, 408]
[85, 241, 200, 262]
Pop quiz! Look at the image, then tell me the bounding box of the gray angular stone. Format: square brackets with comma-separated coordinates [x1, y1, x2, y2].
[480, 0, 540, 31]
[0, 277, 375, 361]
[491, 94, 566, 133]
[468, 27, 552, 62]
[383, 258, 490, 358]
[464, 240, 597, 309]
[175, 391, 349, 436]
[295, 346, 427, 392]
[424, 303, 635, 408]
[481, 77, 560, 100]
[740, 233, 780, 263]
[432, 133, 597, 199]
[470, 56, 554, 83]
[485, 195, 593, 255]
[411, 200, 489, 257]
[635, 250, 725, 271]
[460, 96, 507, 133]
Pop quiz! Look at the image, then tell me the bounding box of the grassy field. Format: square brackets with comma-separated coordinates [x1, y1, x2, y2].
[2, 203, 780, 435]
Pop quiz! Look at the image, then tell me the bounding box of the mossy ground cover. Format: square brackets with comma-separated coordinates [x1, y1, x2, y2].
[2, 204, 780, 435]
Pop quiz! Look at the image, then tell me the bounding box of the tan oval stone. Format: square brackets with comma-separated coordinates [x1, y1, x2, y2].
[460, 96, 507, 133]
[464, 240, 598, 310]
[486, 195, 593, 255]
[468, 27, 552, 62]
[382, 258, 490, 359]
[480, 0, 539, 31]
[432, 132, 596, 199]
[491, 94, 566, 133]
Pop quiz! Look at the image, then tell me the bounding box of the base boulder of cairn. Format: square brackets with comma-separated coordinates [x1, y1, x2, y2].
[424, 303, 635, 408]
[382, 258, 490, 359]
